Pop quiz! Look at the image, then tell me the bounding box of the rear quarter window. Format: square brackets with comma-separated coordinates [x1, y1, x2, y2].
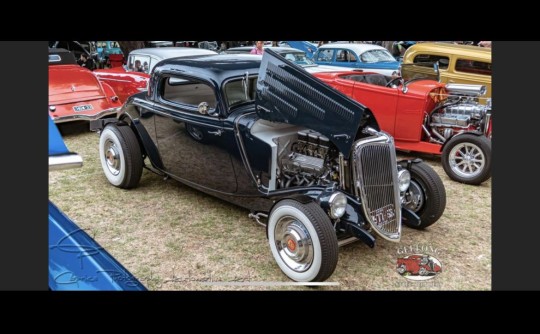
[455, 59, 492, 76]
[413, 54, 449, 69]
[162, 77, 217, 109]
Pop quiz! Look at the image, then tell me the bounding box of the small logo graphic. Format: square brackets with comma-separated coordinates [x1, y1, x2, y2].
[73, 104, 94, 112]
[396, 254, 442, 281]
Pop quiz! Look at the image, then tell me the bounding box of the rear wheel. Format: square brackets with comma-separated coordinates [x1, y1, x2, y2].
[268, 200, 338, 282]
[400, 161, 446, 229]
[442, 134, 491, 185]
[99, 124, 143, 189]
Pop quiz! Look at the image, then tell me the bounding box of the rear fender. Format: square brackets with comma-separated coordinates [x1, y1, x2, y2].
[439, 130, 485, 152]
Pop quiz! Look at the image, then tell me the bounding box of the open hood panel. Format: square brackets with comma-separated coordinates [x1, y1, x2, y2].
[256, 49, 366, 155]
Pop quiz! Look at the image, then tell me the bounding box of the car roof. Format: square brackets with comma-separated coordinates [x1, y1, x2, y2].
[318, 43, 387, 54]
[226, 46, 305, 53]
[405, 42, 491, 60]
[130, 47, 217, 59]
[153, 54, 262, 84]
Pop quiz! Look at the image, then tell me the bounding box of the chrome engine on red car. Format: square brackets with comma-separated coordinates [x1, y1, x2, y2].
[427, 84, 492, 142]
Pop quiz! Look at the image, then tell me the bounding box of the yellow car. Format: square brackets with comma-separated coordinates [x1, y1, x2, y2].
[402, 42, 491, 100]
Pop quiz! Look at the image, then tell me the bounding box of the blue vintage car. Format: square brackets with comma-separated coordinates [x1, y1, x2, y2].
[312, 43, 400, 76]
[280, 41, 318, 59]
[48, 116, 146, 290]
[89, 50, 446, 282]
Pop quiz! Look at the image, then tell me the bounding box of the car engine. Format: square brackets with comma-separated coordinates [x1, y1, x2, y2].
[277, 129, 340, 189]
[428, 84, 492, 142]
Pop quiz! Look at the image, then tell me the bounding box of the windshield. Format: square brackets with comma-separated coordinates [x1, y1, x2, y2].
[280, 52, 316, 66]
[400, 61, 440, 83]
[360, 49, 396, 62]
[224, 76, 258, 109]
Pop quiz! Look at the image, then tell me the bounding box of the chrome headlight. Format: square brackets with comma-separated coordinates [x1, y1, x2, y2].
[397, 169, 411, 192]
[329, 192, 347, 219]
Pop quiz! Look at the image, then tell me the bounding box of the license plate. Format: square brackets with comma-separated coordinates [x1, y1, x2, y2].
[370, 204, 396, 227]
[73, 104, 93, 112]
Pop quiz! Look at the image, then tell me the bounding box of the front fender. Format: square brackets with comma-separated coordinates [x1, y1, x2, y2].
[268, 187, 374, 247]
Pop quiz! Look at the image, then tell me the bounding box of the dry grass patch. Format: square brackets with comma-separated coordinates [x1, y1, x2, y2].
[49, 124, 491, 290]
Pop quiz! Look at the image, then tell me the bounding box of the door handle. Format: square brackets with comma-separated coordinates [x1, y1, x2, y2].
[208, 129, 223, 136]
[448, 79, 455, 83]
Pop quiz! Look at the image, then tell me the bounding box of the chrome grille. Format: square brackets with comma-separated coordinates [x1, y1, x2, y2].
[352, 131, 401, 241]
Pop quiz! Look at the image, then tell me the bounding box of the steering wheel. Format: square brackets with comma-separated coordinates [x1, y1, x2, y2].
[385, 77, 402, 88]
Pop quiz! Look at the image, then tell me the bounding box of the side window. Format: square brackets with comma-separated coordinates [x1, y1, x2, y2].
[128, 55, 151, 73]
[162, 77, 217, 111]
[413, 54, 449, 69]
[224, 76, 257, 108]
[316, 49, 334, 62]
[336, 49, 348, 62]
[455, 59, 492, 76]
[335, 49, 356, 62]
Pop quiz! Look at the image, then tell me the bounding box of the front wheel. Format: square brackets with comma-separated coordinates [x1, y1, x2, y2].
[442, 134, 491, 185]
[99, 124, 143, 189]
[400, 161, 446, 229]
[267, 200, 338, 282]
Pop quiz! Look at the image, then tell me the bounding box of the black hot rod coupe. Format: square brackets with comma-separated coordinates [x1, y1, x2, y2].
[90, 50, 446, 282]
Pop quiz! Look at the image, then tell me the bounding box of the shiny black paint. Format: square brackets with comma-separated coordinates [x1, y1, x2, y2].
[93, 53, 376, 243]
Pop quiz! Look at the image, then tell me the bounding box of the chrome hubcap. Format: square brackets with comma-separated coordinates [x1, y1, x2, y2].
[449, 142, 485, 178]
[403, 180, 424, 213]
[274, 216, 313, 272]
[104, 140, 121, 176]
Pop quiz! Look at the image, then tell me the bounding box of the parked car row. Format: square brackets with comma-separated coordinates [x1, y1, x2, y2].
[48, 41, 493, 286]
[48, 42, 492, 185]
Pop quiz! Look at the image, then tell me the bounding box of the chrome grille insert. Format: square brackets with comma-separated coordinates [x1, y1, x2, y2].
[352, 130, 401, 241]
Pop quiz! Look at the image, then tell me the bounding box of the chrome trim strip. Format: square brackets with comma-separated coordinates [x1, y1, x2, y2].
[150, 104, 234, 131]
[49, 153, 83, 171]
[337, 236, 359, 247]
[338, 152, 345, 191]
[52, 107, 120, 123]
[98, 78, 134, 83]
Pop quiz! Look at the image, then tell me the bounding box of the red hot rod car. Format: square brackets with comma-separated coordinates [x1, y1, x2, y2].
[48, 48, 122, 124]
[313, 63, 492, 185]
[396, 254, 442, 276]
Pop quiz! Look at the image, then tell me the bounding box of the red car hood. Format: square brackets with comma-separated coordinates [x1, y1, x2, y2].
[49, 65, 105, 104]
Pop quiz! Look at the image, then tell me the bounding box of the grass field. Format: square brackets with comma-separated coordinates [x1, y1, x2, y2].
[49, 123, 491, 290]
